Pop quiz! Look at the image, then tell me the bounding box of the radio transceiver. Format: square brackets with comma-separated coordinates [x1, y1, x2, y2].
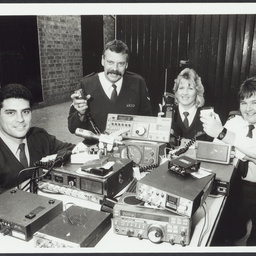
[113, 193, 191, 246]
[168, 156, 201, 176]
[105, 114, 172, 143]
[0, 189, 62, 241]
[136, 162, 215, 217]
[38, 158, 133, 204]
[34, 205, 111, 248]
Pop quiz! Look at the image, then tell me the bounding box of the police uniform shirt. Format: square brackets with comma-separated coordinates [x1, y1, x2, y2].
[98, 72, 123, 99]
[178, 104, 197, 127]
[0, 130, 30, 165]
[219, 115, 256, 182]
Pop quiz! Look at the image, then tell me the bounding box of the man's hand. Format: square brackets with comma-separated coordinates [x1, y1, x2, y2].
[71, 92, 90, 116]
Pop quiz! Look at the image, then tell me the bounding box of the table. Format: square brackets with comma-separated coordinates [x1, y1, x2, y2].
[0, 159, 237, 253]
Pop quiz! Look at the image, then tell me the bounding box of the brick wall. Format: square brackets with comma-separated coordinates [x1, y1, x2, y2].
[103, 15, 115, 44]
[37, 16, 83, 105]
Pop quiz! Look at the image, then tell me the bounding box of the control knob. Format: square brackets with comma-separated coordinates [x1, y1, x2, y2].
[147, 224, 164, 243]
[135, 126, 146, 136]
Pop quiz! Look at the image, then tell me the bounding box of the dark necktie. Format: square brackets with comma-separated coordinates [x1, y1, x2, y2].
[19, 143, 28, 168]
[110, 84, 117, 103]
[241, 124, 254, 178]
[183, 112, 189, 128]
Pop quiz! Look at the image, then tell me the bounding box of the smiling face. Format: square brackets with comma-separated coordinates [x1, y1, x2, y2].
[240, 93, 256, 124]
[0, 98, 32, 142]
[175, 78, 197, 109]
[101, 49, 128, 84]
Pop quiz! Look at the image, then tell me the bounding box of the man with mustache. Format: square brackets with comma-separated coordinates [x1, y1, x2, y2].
[68, 40, 152, 142]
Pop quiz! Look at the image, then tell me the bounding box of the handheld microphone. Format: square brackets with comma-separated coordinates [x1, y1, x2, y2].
[75, 128, 123, 152]
[75, 128, 100, 140]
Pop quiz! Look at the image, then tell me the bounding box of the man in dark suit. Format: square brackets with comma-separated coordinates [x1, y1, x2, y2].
[0, 83, 83, 192]
[68, 39, 152, 140]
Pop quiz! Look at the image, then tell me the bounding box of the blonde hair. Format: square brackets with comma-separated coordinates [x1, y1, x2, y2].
[173, 68, 205, 107]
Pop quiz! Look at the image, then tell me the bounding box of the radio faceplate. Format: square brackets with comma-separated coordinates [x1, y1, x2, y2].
[105, 114, 172, 143]
[113, 192, 191, 246]
[38, 158, 133, 204]
[136, 162, 215, 217]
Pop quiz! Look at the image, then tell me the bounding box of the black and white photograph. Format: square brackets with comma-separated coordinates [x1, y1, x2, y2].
[0, 2, 256, 254]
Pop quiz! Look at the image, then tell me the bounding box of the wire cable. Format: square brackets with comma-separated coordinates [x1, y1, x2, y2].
[197, 202, 210, 246]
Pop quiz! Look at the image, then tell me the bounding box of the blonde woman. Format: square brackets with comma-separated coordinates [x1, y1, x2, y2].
[171, 68, 210, 141]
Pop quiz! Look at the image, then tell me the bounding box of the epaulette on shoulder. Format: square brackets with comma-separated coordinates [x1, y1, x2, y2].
[126, 71, 139, 76]
[227, 110, 241, 120]
[125, 71, 144, 79]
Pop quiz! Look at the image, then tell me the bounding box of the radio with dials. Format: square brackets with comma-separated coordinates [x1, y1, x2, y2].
[113, 192, 191, 246]
[105, 113, 172, 143]
[136, 162, 215, 217]
[104, 113, 170, 166]
[38, 157, 133, 204]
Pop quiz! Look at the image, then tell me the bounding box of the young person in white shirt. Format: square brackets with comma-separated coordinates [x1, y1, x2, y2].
[200, 76, 256, 246]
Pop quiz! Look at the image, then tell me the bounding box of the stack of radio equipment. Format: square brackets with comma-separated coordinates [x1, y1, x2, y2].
[108, 114, 226, 246]
[37, 113, 172, 204]
[0, 112, 234, 248]
[104, 114, 186, 246]
[113, 159, 215, 246]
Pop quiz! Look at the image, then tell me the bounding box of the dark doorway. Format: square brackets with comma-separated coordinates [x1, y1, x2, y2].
[0, 16, 42, 103]
[81, 15, 104, 76]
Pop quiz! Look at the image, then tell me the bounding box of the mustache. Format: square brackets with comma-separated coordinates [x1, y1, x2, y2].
[107, 70, 122, 76]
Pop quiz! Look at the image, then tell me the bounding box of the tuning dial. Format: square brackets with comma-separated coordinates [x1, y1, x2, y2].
[135, 126, 146, 136]
[147, 225, 164, 243]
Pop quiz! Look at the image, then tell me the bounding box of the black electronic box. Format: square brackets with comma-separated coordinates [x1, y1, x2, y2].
[34, 205, 111, 248]
[0, 189, 62, 241]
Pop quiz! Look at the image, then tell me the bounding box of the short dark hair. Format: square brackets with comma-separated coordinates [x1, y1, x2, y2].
[103, 39, 130, 61]
[0, 83, 33, 109]
[238, 76, 256, 101]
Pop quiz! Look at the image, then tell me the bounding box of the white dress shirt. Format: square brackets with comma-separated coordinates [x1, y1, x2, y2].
[0, 130, 30, 165]
[178, 104, 197, 127]
[216, 115, 256, 182]
[98, 72, 123, 99]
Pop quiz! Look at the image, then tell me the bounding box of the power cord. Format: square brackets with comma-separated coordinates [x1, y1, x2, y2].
[197, 202, 210, 246]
